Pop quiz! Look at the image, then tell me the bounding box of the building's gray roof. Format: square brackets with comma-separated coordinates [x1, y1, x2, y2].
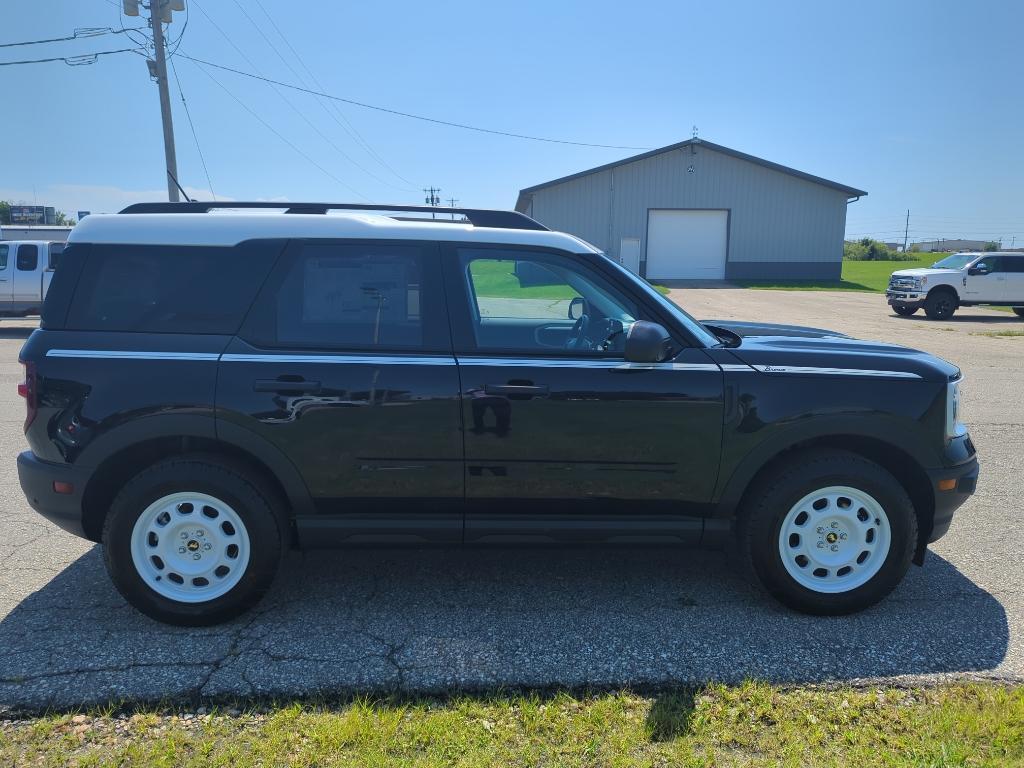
[515, 138, 868, 211]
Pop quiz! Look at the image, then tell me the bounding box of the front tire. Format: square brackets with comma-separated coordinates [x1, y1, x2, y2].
[892, 304, 918, 317]
[924, 290, 957, 320]
[738, 450, 917, 615]
[102, 456, 284, 626]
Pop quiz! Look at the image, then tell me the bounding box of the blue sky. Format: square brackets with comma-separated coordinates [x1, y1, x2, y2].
[2, 0, 1022, 245]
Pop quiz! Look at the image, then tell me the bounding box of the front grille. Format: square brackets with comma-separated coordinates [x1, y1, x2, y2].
[889, 276, 916, 291]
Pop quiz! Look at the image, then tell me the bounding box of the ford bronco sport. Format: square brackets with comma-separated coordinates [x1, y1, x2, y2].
[17, 202, 979, 625]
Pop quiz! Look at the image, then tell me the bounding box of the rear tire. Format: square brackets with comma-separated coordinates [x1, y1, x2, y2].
[892, 304, 918, 316]
[1013, 308, 1024, 318]
[737, 450, 917, 615]
[102, 456, 284, 626]
[924, 290, 957, 320]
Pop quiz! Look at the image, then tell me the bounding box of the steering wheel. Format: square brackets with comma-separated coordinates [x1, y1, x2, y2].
[567, 312, 591, 350]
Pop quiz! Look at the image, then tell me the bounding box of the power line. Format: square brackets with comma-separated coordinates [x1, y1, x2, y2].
[190, 60, 368, 200]
[223, 0, 416, 193]
[250, 0, 416, 189]
[0, 47, 142, 67]
[188, 0, 371, 199]
[169, 56, 215, 200]
[0, 26, 144, 48]
[176, 53, 651, 151]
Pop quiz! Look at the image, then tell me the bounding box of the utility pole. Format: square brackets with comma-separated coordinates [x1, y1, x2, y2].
[447, 197, 459, 220]
[423, 187, 441, 219]
[903, 209, 909, 253]
[128, 0, 183, 201]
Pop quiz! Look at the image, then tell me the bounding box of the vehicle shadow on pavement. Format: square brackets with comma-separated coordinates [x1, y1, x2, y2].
[0, 544, 1008, 709]
[893, 312, 1023, 324]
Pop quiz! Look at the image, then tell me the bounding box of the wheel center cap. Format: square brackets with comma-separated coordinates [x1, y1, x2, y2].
[186, 539, 200, 552]
[825, 532, 838, 544]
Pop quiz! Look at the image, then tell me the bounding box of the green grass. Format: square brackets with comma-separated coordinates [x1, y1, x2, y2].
[973, 330, 1024, 337]
[736, 257, 937, 293]
[1, 682, 1021, 767]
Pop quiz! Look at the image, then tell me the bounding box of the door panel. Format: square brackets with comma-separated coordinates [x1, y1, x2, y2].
[458, 348, 724, 509]
[444, 245, 724, 543]
[963, 256, 1005, 301]
[0, 244, 12, 304]
[218, 239, 463, 543]
[13, 243, 39, 304]
[1002, 256, 1024, 303]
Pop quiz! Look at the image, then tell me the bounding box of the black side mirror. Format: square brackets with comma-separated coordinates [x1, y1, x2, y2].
[624, 321, 673, 363]
[567, 296, 586, 320]
[968, 264, 990, 276]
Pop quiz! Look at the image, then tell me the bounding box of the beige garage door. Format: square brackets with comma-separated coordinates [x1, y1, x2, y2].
[646, 210, 728, 280]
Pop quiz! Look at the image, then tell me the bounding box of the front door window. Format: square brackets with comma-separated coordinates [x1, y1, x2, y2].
[459, 249, 640, 356]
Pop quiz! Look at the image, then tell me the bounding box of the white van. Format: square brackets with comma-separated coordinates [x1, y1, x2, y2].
[0, 241, 61, 316]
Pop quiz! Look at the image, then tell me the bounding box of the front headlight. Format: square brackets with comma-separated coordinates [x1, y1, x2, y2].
[946, 378, 967, 439]
[912, 277, 926, 290]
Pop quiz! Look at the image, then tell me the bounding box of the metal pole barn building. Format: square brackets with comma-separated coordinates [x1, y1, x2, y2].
[515, 138, 867, 281]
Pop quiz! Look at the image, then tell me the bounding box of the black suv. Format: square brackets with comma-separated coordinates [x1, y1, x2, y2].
[17, 202, 979, 625]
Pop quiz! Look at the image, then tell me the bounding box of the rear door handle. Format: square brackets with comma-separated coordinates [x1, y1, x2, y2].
[484, 383, 549, 398]
[254, 378, 322, 393]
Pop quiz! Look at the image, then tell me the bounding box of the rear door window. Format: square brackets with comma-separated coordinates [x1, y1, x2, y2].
[16, 244, 38, 271]
[242, 241, 449, 351]
[66, 242, 282, 334]
[47, 243, 64, 269]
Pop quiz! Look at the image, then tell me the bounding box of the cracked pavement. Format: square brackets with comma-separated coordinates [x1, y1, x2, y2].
[0, 289, 1021, 710]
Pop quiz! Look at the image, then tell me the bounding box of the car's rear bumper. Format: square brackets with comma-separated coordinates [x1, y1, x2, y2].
[17, 451, 92, 540]
[925, 455, 980, 543]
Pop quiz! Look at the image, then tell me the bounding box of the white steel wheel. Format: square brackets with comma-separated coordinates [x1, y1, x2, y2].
[778, 485, 891, 594]
[130, 492, 251, 604]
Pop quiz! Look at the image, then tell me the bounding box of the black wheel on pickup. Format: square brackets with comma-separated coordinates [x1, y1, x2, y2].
[924, 289, 957, 320]
[738, 450, 917, 615]
[1013, 308, 1024, 318]
[102, 456, 285, 626]
[892, 304, 918, 316]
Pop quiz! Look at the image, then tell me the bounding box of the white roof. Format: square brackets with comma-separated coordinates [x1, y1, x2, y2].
[68, 212, 601, 253]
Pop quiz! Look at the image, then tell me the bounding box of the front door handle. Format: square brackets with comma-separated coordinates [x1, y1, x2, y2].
[484, 383, 549, 399]
[254, 378, 322, 394]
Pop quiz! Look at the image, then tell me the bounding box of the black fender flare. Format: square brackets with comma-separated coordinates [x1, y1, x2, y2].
[712, 416, 940, 518]
[77, 413, 315, 518]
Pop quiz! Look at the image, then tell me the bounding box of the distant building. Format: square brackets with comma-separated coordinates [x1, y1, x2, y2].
[515, 138, 866, 281]
[0, 225, 73, 241]
[911, 239, 992, 253]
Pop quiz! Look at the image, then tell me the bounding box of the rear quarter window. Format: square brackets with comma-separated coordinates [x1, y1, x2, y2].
[0, 244, 8, 269]
[65, 242, 283, 334]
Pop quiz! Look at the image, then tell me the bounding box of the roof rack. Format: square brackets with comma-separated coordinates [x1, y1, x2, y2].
[118, 201, 549, 231]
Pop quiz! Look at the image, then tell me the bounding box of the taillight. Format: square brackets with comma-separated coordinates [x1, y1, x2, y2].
[18, 360, 37, 430]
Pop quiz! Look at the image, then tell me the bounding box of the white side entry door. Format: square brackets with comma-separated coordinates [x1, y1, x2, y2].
[962, 255, 1005, 302]
[619, 237, 641, 274]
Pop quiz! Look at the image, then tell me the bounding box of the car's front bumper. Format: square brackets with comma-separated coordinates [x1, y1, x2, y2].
[925, 454, 980, 544]
[886, 290, 925, 308]
[17, 451, 92, 540]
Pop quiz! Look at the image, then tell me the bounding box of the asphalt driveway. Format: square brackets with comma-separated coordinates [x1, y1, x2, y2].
[0, 290, 1020, 710]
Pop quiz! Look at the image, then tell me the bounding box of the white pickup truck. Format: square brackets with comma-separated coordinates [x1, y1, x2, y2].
[886, 251, 1024, 320]
[0, 241, 62, 316]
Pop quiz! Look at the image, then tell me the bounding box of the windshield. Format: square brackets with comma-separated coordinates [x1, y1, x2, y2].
[931, 253, 977, 270]
[598, 254, 721, 348]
